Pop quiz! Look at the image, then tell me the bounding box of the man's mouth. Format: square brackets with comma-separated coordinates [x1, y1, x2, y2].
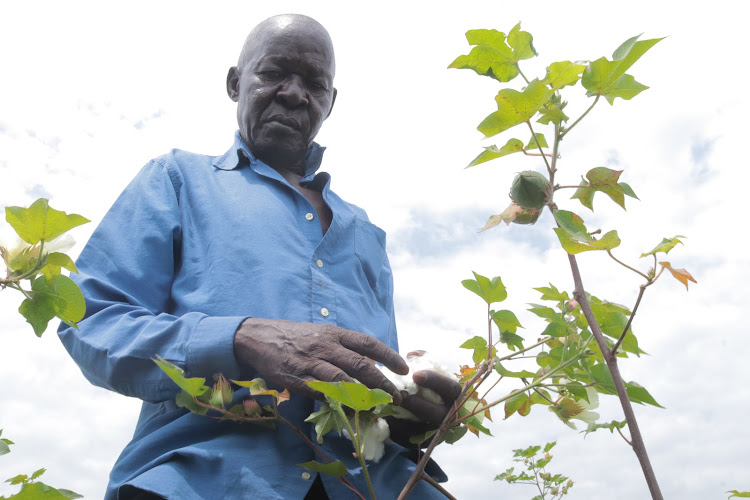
[267, 115, 301, 130]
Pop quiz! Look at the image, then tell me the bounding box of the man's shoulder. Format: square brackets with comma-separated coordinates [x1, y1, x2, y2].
[149, 148, 218, 171]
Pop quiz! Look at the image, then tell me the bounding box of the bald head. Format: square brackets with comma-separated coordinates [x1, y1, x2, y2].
[237, 14, 335, 76]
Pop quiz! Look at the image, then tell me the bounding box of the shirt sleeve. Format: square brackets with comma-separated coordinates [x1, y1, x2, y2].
[58, 159, 246, 403]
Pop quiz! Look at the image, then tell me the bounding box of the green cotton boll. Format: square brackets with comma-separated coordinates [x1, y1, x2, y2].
[510, 171, 551, 210]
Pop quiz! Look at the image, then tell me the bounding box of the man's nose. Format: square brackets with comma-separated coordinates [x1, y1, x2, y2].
[276, 75, 308, 107]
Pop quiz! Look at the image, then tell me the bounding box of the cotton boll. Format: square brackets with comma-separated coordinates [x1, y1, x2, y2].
[342, 417, 390, 462]
[378, 351, 456, 420]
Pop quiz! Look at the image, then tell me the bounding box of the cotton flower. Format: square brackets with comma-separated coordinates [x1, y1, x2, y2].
[1, 231, 75, 272]
[550, 387, 600, 430]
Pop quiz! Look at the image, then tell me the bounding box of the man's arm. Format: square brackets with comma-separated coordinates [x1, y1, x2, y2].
[58, 160, 246, 403]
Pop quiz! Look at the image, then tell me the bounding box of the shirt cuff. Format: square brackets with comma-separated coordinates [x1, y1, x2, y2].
[186, 315, 247, 381]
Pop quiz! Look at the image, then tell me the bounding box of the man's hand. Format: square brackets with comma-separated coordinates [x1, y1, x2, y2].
[387, 370, 463, 448]
[234, 318, 409, 404]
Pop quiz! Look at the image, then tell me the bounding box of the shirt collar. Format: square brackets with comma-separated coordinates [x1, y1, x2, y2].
[213, 130, 326, 182]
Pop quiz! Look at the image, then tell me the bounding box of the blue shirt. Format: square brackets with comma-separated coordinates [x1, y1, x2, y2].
[58, 132, 443, 499]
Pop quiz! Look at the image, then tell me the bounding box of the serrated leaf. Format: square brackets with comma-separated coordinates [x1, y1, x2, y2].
[306, 381, 391, 411]
[448, 24, 536, 82]
[542, 61, 586, 90]
[298, 461, 348, 478]
[466, 139, 524, 168]
[461, 272, 507, 304]
[581, 35, 663, 101]
[5, 198, 89, 245]
[492, 310, 523, 333]
[153, 356, 209, 397]
[478, 79, 554, 137]
[641, 236, 685, 257]
[659, 261, 697, 290]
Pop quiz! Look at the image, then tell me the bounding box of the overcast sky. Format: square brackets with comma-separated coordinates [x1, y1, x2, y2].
[1, 1, 748, 499]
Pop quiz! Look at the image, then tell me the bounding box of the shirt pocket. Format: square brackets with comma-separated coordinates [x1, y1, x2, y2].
[354, 216, 387, 294]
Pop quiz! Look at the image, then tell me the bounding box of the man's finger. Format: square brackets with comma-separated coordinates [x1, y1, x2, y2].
[328, 351, 404, 405]
[412, 370, 462, 403]
[338, 330, 409, 376]
[400, 393, 449, 425]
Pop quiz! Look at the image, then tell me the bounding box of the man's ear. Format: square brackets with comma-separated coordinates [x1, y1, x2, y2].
[226, 67, 240, 102]
[326, 88, 337, 119]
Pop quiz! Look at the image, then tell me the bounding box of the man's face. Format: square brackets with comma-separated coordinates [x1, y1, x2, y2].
[228, 22, 336, 169]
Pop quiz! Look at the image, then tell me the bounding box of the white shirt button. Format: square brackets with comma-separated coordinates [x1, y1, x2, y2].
[316, 259, 324, 268]
[301, 472, 312, 480]
[320, 307, 329, 317]
[305, 212, 314, 221]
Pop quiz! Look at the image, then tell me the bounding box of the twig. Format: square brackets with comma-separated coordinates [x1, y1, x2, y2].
[526, 121, 552, 174]
[610, 284, 647, 357]
[420, 473, 458, 500]
[560, 94, 600, 139]
[616, 425, 633, 447]
[606, 250, 650, 280]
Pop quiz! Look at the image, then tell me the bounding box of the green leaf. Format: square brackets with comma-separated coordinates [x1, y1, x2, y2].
[5, 198, 89, 245]
[175, 390, 209, 415]
[495, 362, 537, 379]
[39, 252, 78, 281]
[466, 139, 524, 168]
[499, 331, 524, 352]
[542, 61, 586, 90]
[571, 167, 637, 210]
[525, 133, 548, 151]
[7, 474, 28, 486]
[409, 429, 438, 445]
[29, 469, 46, 481]
[0, 441, 10, 457]
[31, 274, 86, 329]
[305, 403, 347, 442]
[460, 336, 494, 364]
[504, 392, 529, 419]
[727, 491, 750, 498]
[492, 309, 523, 333]
[153, 356, 209, 397]
[461, 272, 507, 304]
[641, 235, 686, 257]
[533, 284, 570, 302]
[306, 381, 391, 411]
[443, 426, 468, 445]
[18, 292, 57, 337]
[582, 35, 663, 103]
[625, 381, 664, 408]
[553, 210, 621, 254]
[448, 24, 536, 82]
[8, 481, 83, 499]
[478, 79, 554, 137]
[297, 460, 348, 478]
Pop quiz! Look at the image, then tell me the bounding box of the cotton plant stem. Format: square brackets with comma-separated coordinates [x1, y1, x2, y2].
[560, 94, 600, 139]
[567, 254, 663, 500]
[526, 121, 552, 174]
[606, 249, 650, 280]
[278, 412, 368, 500]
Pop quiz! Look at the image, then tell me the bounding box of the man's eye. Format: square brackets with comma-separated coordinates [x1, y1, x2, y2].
[260, 70, 284, 79]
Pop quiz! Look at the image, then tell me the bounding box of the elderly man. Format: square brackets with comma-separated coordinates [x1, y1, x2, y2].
[59, 14, 458, 500]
